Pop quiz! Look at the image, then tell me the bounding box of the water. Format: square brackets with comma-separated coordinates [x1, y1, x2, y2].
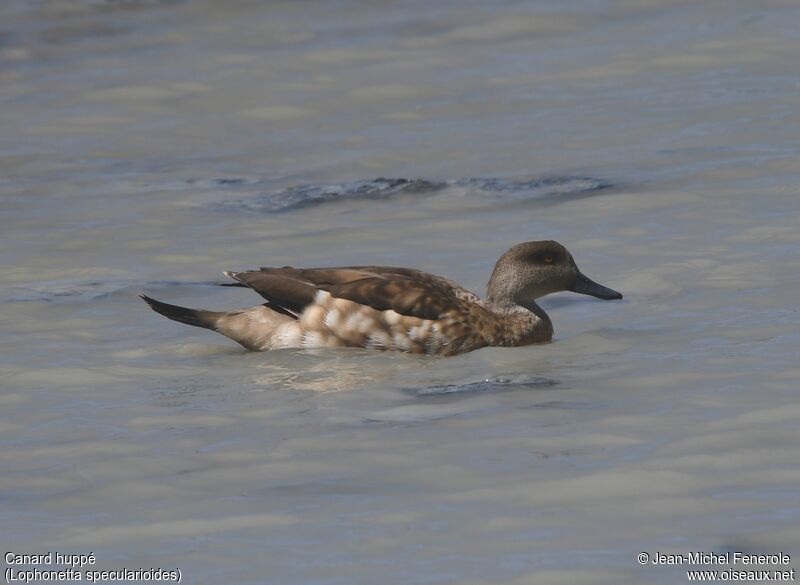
[2, 1, 800, 583]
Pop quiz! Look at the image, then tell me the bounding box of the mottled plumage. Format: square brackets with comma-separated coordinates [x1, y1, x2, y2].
[142, 241, 622, 356]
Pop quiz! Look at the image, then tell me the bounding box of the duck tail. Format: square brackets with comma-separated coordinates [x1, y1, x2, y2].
[140, 295, 221, 331]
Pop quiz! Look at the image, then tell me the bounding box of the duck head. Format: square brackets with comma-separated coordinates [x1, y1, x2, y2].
[487, 240, 622, 307]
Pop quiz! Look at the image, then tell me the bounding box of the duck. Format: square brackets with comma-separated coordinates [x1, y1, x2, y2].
[141, 240, 622, 356]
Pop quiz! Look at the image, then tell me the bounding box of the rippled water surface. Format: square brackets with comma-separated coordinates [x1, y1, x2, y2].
[2, 1, 800, 583]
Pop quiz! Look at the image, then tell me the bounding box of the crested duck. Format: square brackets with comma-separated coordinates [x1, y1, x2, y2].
[141, 240, 622, 356]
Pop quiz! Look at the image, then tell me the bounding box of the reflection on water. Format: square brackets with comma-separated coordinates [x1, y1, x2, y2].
[410, 376, 559, 397]
[2, 0, 800, 583]
[209, 175, 612, 213]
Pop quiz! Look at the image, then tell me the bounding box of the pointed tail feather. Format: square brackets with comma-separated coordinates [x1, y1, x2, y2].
[140, 295, 220, 331]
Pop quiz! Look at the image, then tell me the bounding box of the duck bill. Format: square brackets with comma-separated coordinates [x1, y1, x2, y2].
[569, 272, 623, 300]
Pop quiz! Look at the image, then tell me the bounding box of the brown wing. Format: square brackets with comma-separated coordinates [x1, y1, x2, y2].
[334, 266, 480, 303]
[226, 266, 475, 321]
[224, 270, 317, 318]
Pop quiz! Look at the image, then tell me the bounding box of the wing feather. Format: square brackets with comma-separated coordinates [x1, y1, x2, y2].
[225, 265, 478, 321]
[225, 271, 316, 318]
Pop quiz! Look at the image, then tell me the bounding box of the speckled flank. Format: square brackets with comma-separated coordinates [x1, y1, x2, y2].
[294, 291, 445, 354]
[204, 289, 495, 356]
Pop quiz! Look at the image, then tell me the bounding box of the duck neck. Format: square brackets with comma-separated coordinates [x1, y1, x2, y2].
[483, 295, 553, 344]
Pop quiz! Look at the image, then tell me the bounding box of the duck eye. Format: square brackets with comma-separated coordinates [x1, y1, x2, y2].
[543, 256, 554, 264]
